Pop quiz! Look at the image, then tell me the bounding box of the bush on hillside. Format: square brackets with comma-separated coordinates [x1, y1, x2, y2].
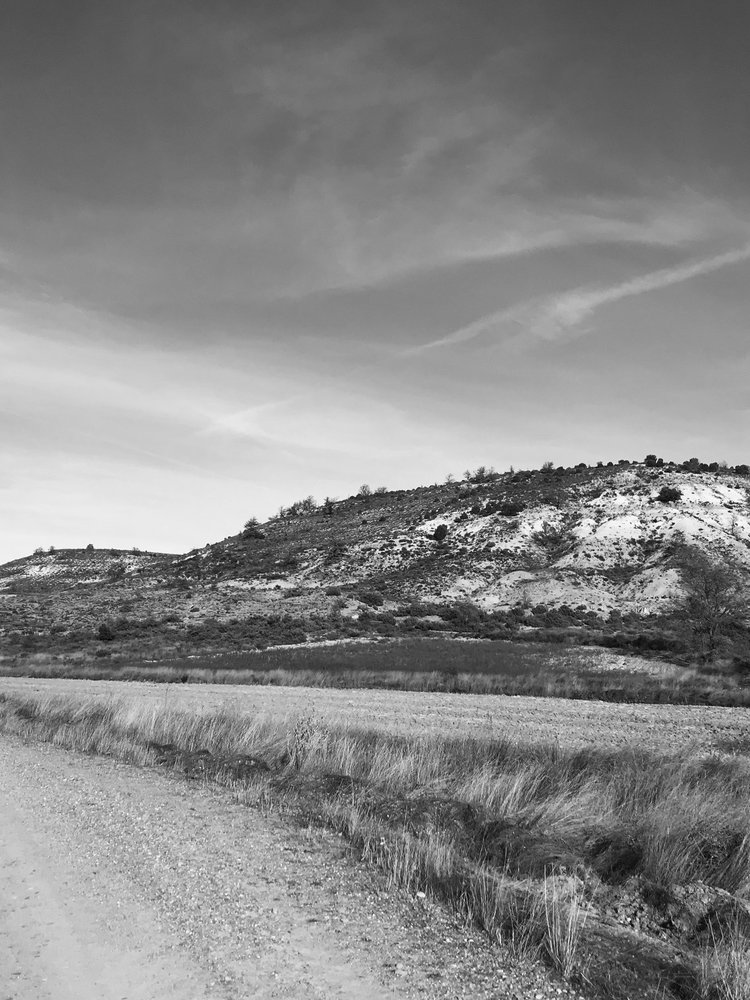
[481, 500, 525, 517]
[358, 589, 385, 608]
[444, 601, 486, 628]
[657, 486, 682, 503]
[532, 520, 575, 558]
[242, 518, 265, 540]
[464, 465, 501, 483]
[325, 539, 347, 563]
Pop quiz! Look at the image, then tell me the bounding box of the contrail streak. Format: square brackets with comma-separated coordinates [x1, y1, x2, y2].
[410, 243, 750, 354]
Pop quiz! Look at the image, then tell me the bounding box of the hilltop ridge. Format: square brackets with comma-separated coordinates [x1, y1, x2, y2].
[1, 459, 748, 661]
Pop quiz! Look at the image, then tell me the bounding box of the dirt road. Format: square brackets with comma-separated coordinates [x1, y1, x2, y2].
[0, 735, 576, 1000]
[0, 775, 217, 1000]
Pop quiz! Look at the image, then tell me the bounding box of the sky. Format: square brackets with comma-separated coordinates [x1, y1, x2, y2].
[2, 0, 749, 560]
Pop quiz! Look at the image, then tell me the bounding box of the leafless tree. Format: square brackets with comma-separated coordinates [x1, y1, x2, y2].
[672, 544, 749, 659]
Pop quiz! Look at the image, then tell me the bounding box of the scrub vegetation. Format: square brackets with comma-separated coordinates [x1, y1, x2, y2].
[4, 637, 750, 708]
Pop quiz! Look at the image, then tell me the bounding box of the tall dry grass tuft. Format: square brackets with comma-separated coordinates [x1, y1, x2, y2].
[696, 927, 750, 1000]
[542, 874, 590, 979]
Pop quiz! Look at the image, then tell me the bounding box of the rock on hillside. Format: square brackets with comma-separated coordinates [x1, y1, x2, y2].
[1, 464, 748, 655]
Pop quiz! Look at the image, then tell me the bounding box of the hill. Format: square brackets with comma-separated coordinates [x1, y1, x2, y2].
[1, 460, 749, 662]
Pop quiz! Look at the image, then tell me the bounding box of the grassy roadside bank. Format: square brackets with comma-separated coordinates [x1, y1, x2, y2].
[1, 691, 749, 999]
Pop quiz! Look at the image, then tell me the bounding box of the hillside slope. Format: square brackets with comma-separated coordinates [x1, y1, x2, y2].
[1, 463, 748, 658]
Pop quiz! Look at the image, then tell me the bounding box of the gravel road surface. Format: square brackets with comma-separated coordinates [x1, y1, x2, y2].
[0, 734, 581, 1000]
[2, 675, 748, 753]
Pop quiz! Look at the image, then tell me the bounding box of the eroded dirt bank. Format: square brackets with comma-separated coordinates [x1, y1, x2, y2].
[0, 735, 579, 1000]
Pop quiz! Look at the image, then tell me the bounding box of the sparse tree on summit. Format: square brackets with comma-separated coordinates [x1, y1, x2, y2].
[242, 518, 265, 540]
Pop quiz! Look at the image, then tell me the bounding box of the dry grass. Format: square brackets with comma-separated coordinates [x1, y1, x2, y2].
[696, 927, 750, 1000]
[2, 690, 749, 996]
[543, 874, 590, 978]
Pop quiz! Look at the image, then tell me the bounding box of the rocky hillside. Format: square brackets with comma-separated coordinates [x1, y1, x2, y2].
[1, 461, 749, 658]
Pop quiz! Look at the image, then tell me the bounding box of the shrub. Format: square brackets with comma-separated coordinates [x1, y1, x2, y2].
[532, 520, 574, 557]
[242, 518, 265, 540]
[358, 590, 385, 608]
[286, 496, 317, 516]
[433, 524, 448, 542]
[445, 602, 486, 628]
[325, 539, 347, 563]
[488, 501, 525, 517]
[465, 465, 500, 483]
[97, 623, 115, 642]
[657, 486, 682, 503]
[107, 562, 126, 581]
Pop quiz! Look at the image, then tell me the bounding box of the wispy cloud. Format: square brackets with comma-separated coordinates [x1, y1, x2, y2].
[410, 242, 750, 354]
[265, 185, 748, 300]
[524, 242, 750, 343]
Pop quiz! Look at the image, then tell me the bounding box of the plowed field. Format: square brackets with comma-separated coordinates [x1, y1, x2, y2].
[1, 675, 744, 755]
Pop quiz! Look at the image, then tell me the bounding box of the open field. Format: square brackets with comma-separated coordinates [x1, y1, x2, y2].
[2, 673, 750, 755]
[5, 637, 749, 706]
